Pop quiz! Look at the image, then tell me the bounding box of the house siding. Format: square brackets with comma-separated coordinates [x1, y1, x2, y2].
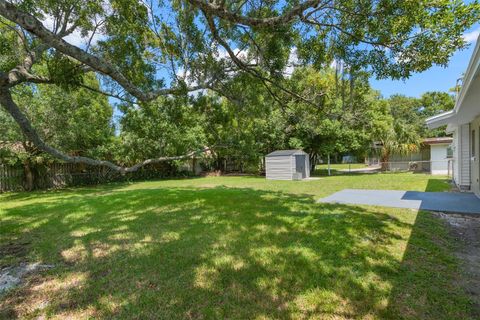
[452, 128, 460, 185]
[424, 33, 480, 196]
[460, 124, 471, 188]
[451, 124, 471, 190]
[471, 117, 480, 196]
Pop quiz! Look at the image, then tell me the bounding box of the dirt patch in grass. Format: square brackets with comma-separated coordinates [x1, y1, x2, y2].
[435, 212, 480, 317]
[0, 241, 29, 268]
[0, 263, 54, 294]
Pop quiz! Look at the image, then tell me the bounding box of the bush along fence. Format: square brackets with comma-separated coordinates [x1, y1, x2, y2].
[0, 161, 192, 193]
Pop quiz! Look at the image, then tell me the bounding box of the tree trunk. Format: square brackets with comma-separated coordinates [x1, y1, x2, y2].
[327, 153, 331, 176]
[23, 160, 34, 191]
[309, 153, 317, 174]
[380, 151, 389, 171]
[349, 71, 354, 109]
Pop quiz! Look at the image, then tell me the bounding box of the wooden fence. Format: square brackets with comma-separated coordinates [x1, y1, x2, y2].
[0, 161, 184, 193]
[0, 165, 24, 192]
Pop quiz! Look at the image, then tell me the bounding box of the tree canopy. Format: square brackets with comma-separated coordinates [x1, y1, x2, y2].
[0, 0, 477, 171]
[0, 75, 113, 164]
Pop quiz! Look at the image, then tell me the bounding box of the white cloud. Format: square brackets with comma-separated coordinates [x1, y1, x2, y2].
[329, 59, 338, 69]
[63, 30, 104, 48]
[463, 29, 480, 44]
[283, 47, 299, 77]
[214, 47, 249, 63]
[41, 14, 105, 49]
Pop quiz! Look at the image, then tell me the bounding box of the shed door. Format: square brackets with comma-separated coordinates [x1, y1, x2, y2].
[295, 155, 306, 178]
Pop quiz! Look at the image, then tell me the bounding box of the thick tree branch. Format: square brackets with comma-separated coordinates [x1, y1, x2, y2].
[0, 58, 51, 88]
[0, 0, 194, 102]
[188, 0, 322, 27]
[191, 0, 404, 51]
[300, 18, 395, 49]
[3, 65, 52, 87]
[0, 88, 212, 173]
[0, 0, 329, 107]
[77, 83, 137, 104]
[204, 12, 324, 107]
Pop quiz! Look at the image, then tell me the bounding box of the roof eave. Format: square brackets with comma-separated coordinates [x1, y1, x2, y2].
[446, 123, 457, 133]
[425, 110, 456, 129]
[454, 35, 480, 113]
[424, 34, 480, 130]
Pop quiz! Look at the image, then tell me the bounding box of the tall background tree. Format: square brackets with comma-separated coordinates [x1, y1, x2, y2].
[375, 91, 455, 170]
[0, 75, 114, 189]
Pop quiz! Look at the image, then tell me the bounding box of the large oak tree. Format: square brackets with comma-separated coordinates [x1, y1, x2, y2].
[0, 0, 478, 172]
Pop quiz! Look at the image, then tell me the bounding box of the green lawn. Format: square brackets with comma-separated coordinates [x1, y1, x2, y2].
[315, 163, 372, 176]
[0, 173, 473, 319]
[316, 163, 368, 170]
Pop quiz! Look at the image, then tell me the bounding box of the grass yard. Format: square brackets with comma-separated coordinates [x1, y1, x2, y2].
[314, 163, 372, 176]
[316, 163, 368, 171]
[0, 173, 474, 319]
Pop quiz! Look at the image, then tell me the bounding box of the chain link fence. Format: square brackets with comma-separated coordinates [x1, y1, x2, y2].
[320, 159, 453, 176]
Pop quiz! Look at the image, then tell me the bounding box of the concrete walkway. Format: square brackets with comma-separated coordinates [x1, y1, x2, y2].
[318, 189, 480, 214]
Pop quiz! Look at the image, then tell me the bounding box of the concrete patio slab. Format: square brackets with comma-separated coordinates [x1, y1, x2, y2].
[318, 189, 480, 214]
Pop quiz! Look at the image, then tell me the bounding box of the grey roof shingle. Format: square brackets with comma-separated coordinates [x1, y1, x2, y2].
[266, 150, 307, 157]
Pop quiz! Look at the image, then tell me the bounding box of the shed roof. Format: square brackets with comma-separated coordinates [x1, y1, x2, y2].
[422, 137, 453, 145]
[266, 149, 307, 157]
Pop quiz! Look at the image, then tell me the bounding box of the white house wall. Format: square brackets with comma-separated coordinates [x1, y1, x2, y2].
[452, 127, 461, 184]
[456, 74, 480, 125]
[451, 124, 472, 190]
[460, 124, 471, 188]
[430, 144, 449, 175]
[471, 116, 480, 196]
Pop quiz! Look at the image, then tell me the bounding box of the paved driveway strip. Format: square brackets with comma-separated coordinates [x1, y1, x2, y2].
[318, 189, 480, 215]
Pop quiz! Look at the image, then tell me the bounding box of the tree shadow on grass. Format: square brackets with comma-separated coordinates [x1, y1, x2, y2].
[382, 209, 474, 320]
[382, 177, 474, 320]
[0, 184, 468, 319]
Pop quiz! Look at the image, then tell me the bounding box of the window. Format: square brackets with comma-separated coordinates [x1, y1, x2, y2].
[447, 146, 453, 158]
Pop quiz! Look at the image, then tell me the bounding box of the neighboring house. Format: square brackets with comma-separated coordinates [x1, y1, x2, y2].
[265, 150, 310, 180]
[425, 137, 454, 175]
[367, 137, 453, 175]
[426, 35, 480, 196]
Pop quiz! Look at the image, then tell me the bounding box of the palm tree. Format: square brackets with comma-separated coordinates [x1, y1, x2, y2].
[379, 121, 420, 171]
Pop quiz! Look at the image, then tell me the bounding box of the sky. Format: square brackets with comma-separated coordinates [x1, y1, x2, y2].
[370, 25, 480, 98]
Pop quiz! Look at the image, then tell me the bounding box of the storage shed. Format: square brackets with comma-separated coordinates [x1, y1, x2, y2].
[265, 150, 310, 180]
